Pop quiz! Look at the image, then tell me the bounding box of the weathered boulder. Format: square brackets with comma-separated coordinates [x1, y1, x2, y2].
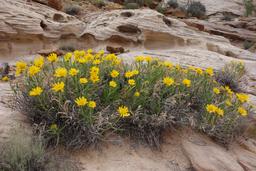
[0, 0, 85, 59]
[182, 134, 244, 171]
[1, 0, 255, 63]
[183, 18, 256, 42]
[176, 0, 246, 16]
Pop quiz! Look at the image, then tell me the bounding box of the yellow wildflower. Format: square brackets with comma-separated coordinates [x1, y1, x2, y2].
[90, 74, 100, 83]
[33, 56, 44, 68]
[205, 67, 214, 76]
[109, 80, 117, 88]
[188, 66, 196, 71]
[87, 49, 93, 54]
[50, 124, 58, 130]
[64, 52, 72, 62]
[216, 108, 224, 116]
[16, 61, 27, 76]
[236, 93, 249, 103]
[206, 104, 218, 113]
[163, 61, 173, 68]
[128, 79, 136, 86]
[225, 100, 232, 107]
[182, 79, 191, 87]
[51, 82, 65, 92]
[176, 64, 181, 70]
[125, 71, 134, 78]
[1, 76, 9, 81]
[196, 68, 203, 75]
[213, 87, 220, 94]
[118, 106, 130, 118]
[134, 91, 140, 97]
[54, 67, 67, 78]
[79, 78, 88, 84]
[238, 107, 247, 116]
[93, 59, 101, 65]
[16, 61, 27, 71]
[105, 54, 117, 61]
[47, 53, 58, 62]
[90, 66, 100, 74]
[28, 65, 40, 77]
[163, 77, 174, 86]
[132, 70, 139, 75]
[69, 68, 79, 76]
[145, 56, 152, 62]
[29, 87, 43, 96]
[135, 56, 144, 62]
[110, 70, 119, 78]
[182, 69, 188, 74]
[75, 96, 88, 107]
[98, 49, 105, 55]
[112, 58, 121, 65]
[88, 101, 96, 109]
[225, 86, 233, 96]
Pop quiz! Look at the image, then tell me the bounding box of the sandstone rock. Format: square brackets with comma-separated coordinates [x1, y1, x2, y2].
[239, 139, 256, 154]
[82, 9, 255, 61]
[184, 19, 256, 42]
[182, 134, 244, 171]
[48, 0, 63, 10]
[176, 0, 246, 16]
[1, 1, 255, 63]
[232, 144, 256, 171]
[0, 0, 85, 58]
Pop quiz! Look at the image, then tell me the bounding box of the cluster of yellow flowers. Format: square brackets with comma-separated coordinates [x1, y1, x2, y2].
[75, 96, 96, 108]
[206, 104, 224, 116]
[206, 88, 250, 117]
[15, 49, 252, 121]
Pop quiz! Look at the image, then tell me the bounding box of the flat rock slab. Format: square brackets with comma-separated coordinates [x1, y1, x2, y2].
[182, 134, 244, 171]
[0, 82, 28, 142]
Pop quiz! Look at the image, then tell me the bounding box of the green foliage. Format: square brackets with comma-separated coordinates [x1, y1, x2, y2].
[124, 2, 140, 9]
[90, 0, 106, 8]
[0, 132, 80, 171]
[187, 1, 206, 18]
[156, 4, 167, 14]
[124, 0, 153, 7]
[244, 0, 254, 17]
[64, 5, 81, 16]
[12, 50, 253, 148]
[243, 40, 254, 50]
[216, 61, 245, 92]
[167, 0, 179, 8]
[0, 132, 46, 171]
[59, 45, 76, 52]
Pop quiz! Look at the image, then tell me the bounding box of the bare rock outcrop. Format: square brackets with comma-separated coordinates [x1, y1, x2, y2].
[0, 0, 85, 59]
[182, 134, 244, 171]
[177, 0, 246, 16]
[1, 0, 255, 63]
[183, 18, 256, 42]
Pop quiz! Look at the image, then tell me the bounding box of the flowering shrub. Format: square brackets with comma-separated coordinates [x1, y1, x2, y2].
[12, 50, 253, 148]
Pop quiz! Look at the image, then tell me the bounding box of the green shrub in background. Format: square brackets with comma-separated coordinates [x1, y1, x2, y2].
[187, 1, 206, 18]
[156, 4, 167, 14]
[0, 132, 80, 171]
[167, 0, 179, 8]
[64, 5, 81, 15]
[244, 0, 254, 16]
[124, 2, 140, 9]
[243, 40, 254, 50]
[215, 61, 245, 92]
[12, 50, 253, 148]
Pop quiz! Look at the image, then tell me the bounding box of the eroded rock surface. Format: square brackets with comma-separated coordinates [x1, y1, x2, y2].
[0, 0, 85, 59]
[182, 134, 244, 171]
[1, 0, 255, 63]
